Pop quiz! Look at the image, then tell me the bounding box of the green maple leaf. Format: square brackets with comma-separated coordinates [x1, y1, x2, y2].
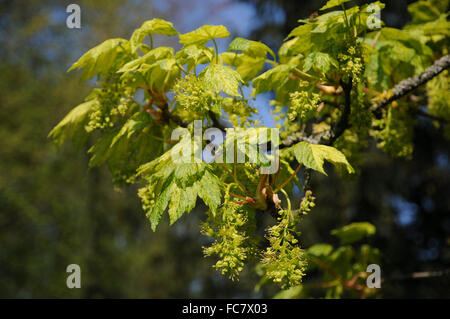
[289, 141, 354, 175]
[221, 52, 265, 82]
[130, 19, 178, 53]
[137, 136, 222, 230]
[228, 37, 275, 59]
[179, 25, 230, 46]
[303, 52, 338, 74]
[48, 99, 97, 147]
[252, 63, 296, 95]
[68, 38, 129, 80]
[175, 45, 214, 71]
[118, 47, 174, 74]
[320, 0, 351, 11]
[111, 112, 151, 147]
[201, 63, 243, 97]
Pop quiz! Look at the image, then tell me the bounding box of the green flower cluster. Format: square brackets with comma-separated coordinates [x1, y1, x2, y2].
[173, 74, 219, 115]
[300, 190, 316, 214]
[338, 45, 364, 85]
[372, 106, 414, 158]
[261, 208, 307, 289]
[87, 77, 136, 131]
[137, 184, 156, 217]
[87, 104, 114, 131]
[288, 90, 320, 122]
[201, 203, 255, 280]
[222, 97, 258, 127]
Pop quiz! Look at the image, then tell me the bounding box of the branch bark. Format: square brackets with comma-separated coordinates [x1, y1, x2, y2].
[371, 54, 450, 112]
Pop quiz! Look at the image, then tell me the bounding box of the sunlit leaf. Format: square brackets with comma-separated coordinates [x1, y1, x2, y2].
[289, 141, 354, 175]
[201, 63, 243, 97]
[228, 37, 275, 59]
[130, 19, 178, 53]
[68, 38, 129, 80]
[179, 25, 230, 46]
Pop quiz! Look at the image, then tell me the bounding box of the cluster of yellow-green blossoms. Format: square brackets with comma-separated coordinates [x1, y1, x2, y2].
[338, 46, 364, 85]
[137, 184, 156, 216]
[86, 79, 136, 131]
[222, 97, 258, 127]
[288, 90, 321, 122]
[110, 96, 135, 117]
[300, 190, 316, 214]
[261, 210, 307, 289]
[87, 104, 115, 131]
[174, 74, 219, 115]
[201, 203, 254, 280]
[372, 106, 414, 158]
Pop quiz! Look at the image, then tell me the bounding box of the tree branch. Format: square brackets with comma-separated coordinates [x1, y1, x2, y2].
[281, 55, 450, 149]
[208, 111, 227, 131]
[371, 54, 450, 112]
[327, 79, 352, 146]
[161, 107, 188, 127]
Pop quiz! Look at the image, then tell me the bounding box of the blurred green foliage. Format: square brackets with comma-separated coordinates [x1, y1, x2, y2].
[0, 0, 260, 298]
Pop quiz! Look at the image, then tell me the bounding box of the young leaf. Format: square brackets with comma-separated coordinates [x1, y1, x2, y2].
[407, 0, 441, 24]
[252, 63, 296, 95]
[167, 182, 200, 225]
[68, 38, 129, 80]
[130, 19, 179, 53]
[196, 170, 221, 215]
[111, 112, 151, 147]
[148, 178, 174, 231]
[320, 0, 351, 11]
[221, 52, 265, 82]
[179, 25, 230, 46]
[201, 64, 243, 97]
[147, 58, 180, 90]
[87, 130, 116, 168]
[331, 222, 376, 245]
[219, 127, 276, 167]
[137, 136, 222, 230]
[228, 37, 275, 60]
[289, 141, 354, 175]
[303, 52, 338, 75]
[48, 99, 97, 147]
[175, 45, 214, 71]
[118, 47, 174, 74]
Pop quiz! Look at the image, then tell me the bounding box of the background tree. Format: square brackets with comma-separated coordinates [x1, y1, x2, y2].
[0, 0, 261, 298]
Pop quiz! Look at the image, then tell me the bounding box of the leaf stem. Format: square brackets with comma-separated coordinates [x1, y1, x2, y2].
[212, 39, 219, 64]
[275, 163, 302, 193]
[341, 3, 350, 31]
[279, 188, 291, 213]
[293, 68, 317, 81]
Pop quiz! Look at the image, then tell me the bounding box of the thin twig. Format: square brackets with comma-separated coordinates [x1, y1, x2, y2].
[275, 163, 302, 192]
